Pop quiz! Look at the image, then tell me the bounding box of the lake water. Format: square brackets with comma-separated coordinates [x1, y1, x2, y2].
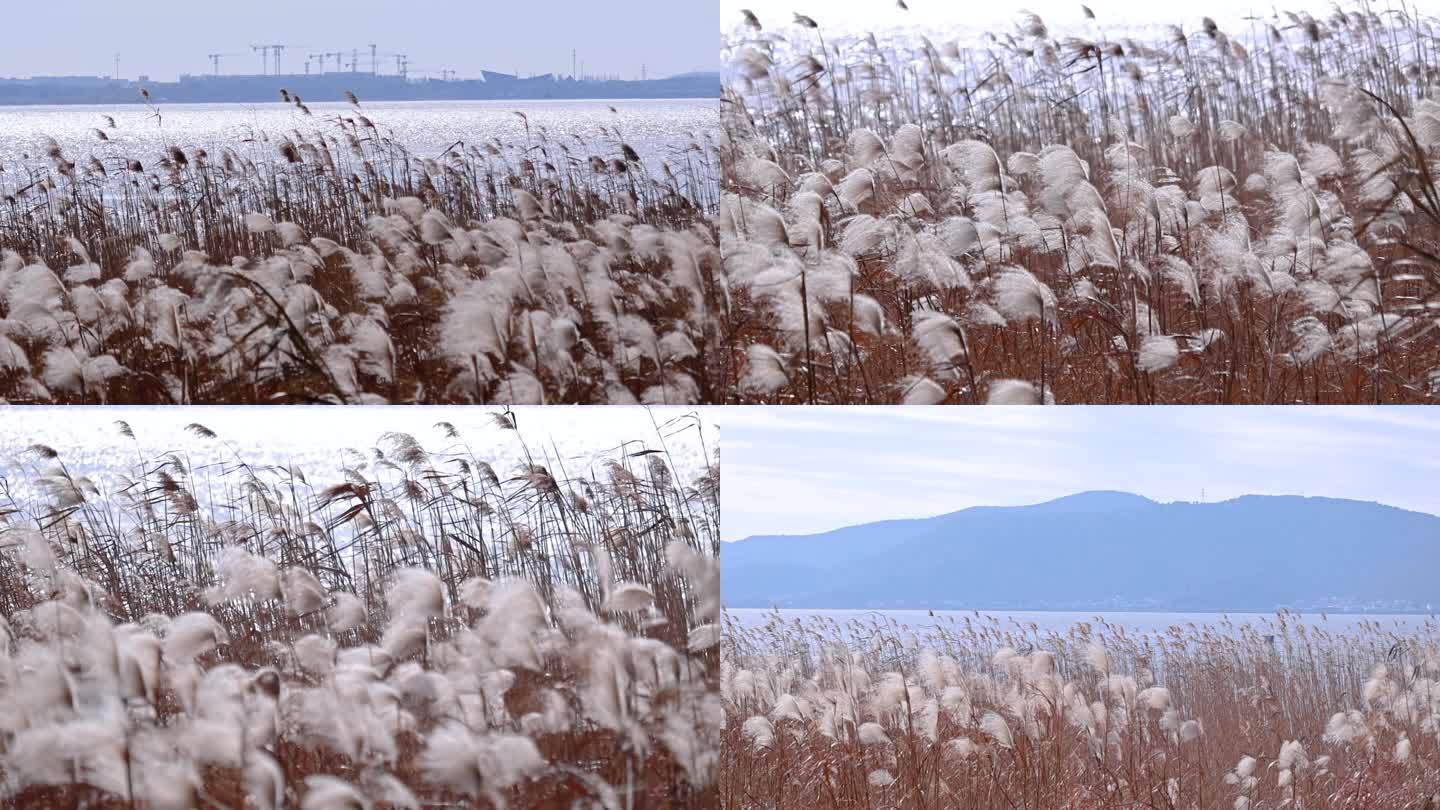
[0, 98, 717, 180]
[0, 406, 717, 508]
[727, 608, 1439, 641]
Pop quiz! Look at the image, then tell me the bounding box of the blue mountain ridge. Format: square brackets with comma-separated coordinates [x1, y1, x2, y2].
[721, 492, 1440, 612]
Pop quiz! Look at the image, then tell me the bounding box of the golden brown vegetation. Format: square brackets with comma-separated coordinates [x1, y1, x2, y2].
[723, 609, 1440, 808]
[0, 97, 721, 403]
[0, 413, 719, 807]
[720, 5, 1440, 403]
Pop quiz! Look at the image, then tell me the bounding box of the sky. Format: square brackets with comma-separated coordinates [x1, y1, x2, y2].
[722, 407, 1440, 542]
[723, 0, 1330, 37]
[1, 0, 718, 82]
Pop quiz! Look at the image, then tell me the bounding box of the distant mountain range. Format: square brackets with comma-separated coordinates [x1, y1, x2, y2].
[722, 492, 1440, 612]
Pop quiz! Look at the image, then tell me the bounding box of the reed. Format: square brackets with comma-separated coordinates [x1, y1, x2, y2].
[0, 97, 722, 404]
[723, 609, 1440, 808]
[720, 4, 1440, 403]
[0, 413, 720, 807]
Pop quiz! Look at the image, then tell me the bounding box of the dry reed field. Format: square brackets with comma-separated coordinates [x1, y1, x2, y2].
[720, 4, 1440, 403]
[0, 96, 721, 404]
[723, 610, 1440, 808]
[0, 412, 720, 808]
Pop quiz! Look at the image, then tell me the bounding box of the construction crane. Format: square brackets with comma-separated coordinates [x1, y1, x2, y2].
[207, 54, 223, 75]
[269, 44, 287, 75]
[369, 43, 378, 74]
[251, 44, 270, 75]
[394, 54, 409, 80]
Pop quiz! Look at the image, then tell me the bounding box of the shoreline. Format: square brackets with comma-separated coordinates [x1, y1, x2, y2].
[0, 74, 719, 107]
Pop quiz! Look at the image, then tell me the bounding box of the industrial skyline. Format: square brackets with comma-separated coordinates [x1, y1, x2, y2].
[182, 42, 657, 83]
[12, 41, 685, 85]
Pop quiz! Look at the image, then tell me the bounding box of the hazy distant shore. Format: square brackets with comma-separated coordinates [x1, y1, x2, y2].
[0, 71, 719, 105]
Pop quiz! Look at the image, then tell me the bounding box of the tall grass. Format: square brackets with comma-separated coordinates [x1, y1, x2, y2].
[0, 96, 722, 403]
[0, 413, 720, 807]
[722, 610, 1440, 808]
[720, 4, 1440, 403]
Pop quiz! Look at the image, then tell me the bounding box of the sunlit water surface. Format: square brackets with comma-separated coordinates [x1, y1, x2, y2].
[727, 608, 1438, 642]
[0, 406, 717, 507]
[0, 98, 718, 181]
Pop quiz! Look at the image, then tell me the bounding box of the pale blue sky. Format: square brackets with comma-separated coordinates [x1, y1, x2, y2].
[722, 407, 1440, 541]
[3, 1, 717, 81]
[724, 0, 1307, 33]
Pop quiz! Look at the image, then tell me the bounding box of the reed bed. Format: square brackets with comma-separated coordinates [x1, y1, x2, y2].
[720, 4, 1440, 403]
[0, 96, 722, 403]
[0, 413, 720, 807]
[723, 609, 1440, 808]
